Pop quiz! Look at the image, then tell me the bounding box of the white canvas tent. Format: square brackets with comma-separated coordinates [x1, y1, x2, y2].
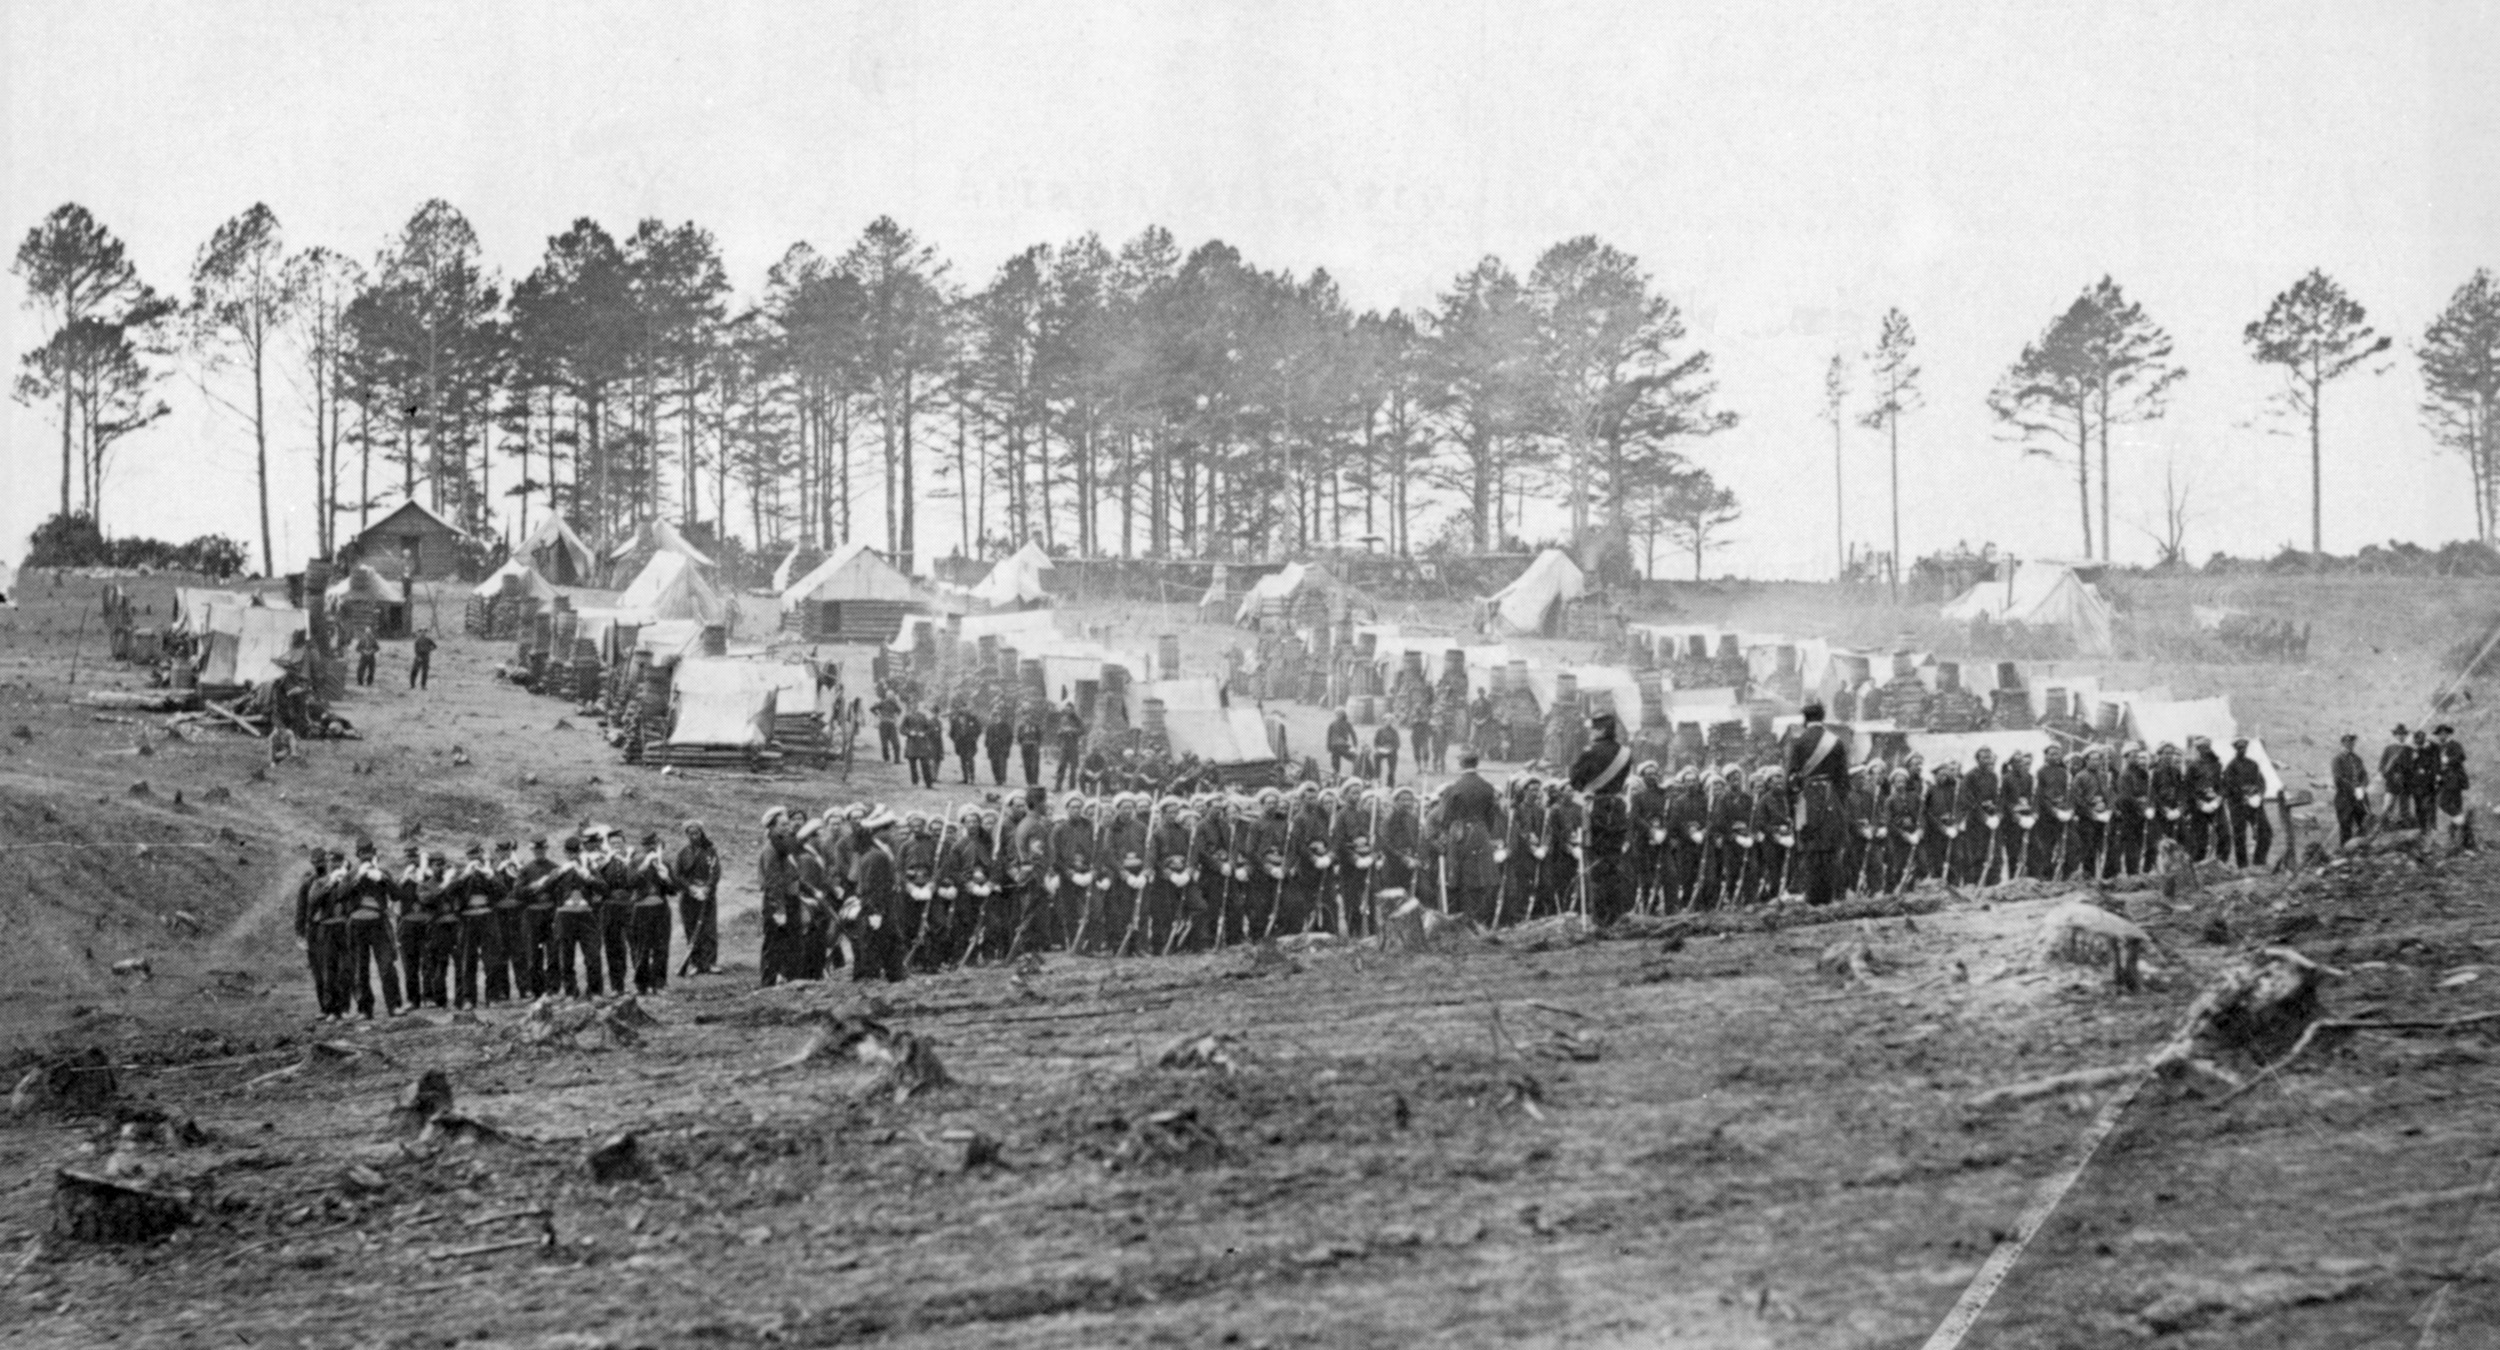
[1162, 706, 1278, 770]
[1941, 561, 2116, 656]
[780, 541, 921, 610]
[969, 541, 1054, 608]
[518, 515, 595, 586]
[471, 555, 559, 604]
[175, 588, 257, 637]
[2125, 696, 2285, 798]
[617, 551, 729, 625]
[1233, 563, 1363, 627]
[607, 518, 715, 570]
[666, 660, 779, 747]
[1481, 549, 1586, 637]
[198, 605, 308, 687]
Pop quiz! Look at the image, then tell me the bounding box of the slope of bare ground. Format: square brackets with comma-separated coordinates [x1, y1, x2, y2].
[0, 572, 2495, 1349]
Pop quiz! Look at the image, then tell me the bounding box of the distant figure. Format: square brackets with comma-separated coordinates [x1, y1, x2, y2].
[1326, 708, 1357, 778]
[408, 629, 436, 690]
[2331, 733, 2369, 844]
[2381, 725, 2415, 828]
[355, 627, 380, 687]
[1371, 719, 1400, 788]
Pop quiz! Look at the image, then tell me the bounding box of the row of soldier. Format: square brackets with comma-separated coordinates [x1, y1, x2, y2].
[290, 825, 723, 1020]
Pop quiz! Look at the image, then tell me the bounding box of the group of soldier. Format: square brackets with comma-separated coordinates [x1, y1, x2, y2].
[2335, 722, 2475, 847]
[289, 823, 723, 1021]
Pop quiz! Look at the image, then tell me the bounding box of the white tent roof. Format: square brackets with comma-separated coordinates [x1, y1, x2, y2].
[175, 588, 256, 636]
[1941, 561, 2116, 656]
[780, 541, 922, 609]
[198, 605, 307, 687]
[667, 660, 780, 747]
[1482, 549, 1587, 637]
[970, 541, 1055, 607]
[471, 555, 558, 602]
[617, 551, 728, 625]
[636, 619, 707, 661]
[518, 515, 594, 581]
[1518, 665, 1644, 722]
[608, 518, 714, 569]
[769, 546, 818, 595]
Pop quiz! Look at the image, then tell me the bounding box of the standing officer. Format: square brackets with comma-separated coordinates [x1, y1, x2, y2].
[852, 808, 907, 982]
[516, 836, 559, 997]
[409, 628, 437, 690]
[2410, 728, 2440, 830]
[871, 686, 903, 763]
[2330, 733, 2369, 844]
[354, 627, 380, 688]
[293, 844, 343, 1018]
[1053, 699, 1087, 791]
[675, 821, 721, 976]
[1015, 700, 1046, 788]
[339, 841, 403, 1018]
[2435, 725, 2474, 850]
[949, 702, 984, 785]
[1782, 702, 1850, 905]
[533, 834, 606, 996]
[2221, 737, 2271, 868]
[1440, 749, 1504, 925]
[2381, 726, 2416, 828]
[1326, 708, 1358, 779]
[1372, 718, 1403, 789]
[984, 698, 1016, 786]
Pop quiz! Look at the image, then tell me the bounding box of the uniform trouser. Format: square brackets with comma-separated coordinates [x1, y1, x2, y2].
[630, 903, 671, 992]
[1055, 744, 1082, 790]
[1749, 844, 1786, 903]
[2335, 794, 2367, 844]
[1585, 853, 1633, 923]
[454, 911, 501, 1007]
[345, 917, 401, 1015]
[1379, 753, 1398, 788]
[1716, 842, 1752, 905]
[2185, 810, 2218, 863]
[1330, 750, 1351, 778]
[552, 908, 601, 995]
[397, 919, 430, 1006]
[801, 905, 833, 978]
[853, 914, 905, 982]
[1800, 849, 1842, 906]
[489, 908, 525, 1000]
[2415, 791, 2439, 832]
[1920, 832, 1956, 885]
[409, 655, 430, 689]
[877, 725, 899, 761]
[989, 749, 1011, 785]
[1009, 878, 1052, 954]
[1450, 882, 1497, 927]
[522, 907, 556, 996]
[308, 922, 347, 1015]
[1887, 837, 1921, 891]
[1666, 842, 1703, 910]
[1020, 744, 1042, 785]
[424, 921, 458, 1005]
[1109, 880, 1152, 952]
[2227, 801, 2272, 868]
[678, 889, 717, 973]
[598, 904, 633, 991]
[356, 655, 375, 686]
[306, 924, 340, 1015]
[958, 749, 978, 783]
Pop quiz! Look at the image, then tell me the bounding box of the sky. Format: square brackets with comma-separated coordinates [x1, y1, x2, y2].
[6, 0, 2498, 578]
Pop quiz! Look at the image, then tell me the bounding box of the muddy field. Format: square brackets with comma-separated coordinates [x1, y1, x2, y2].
[4, 573, 2498, 1348]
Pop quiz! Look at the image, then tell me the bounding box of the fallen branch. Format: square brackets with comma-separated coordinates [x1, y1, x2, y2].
[2214, 1008, 2500, 1106]
[217, 1220, 361, 1266]
[1967, 1065, 2142, 1111]
[425, 1234, 551, 1261]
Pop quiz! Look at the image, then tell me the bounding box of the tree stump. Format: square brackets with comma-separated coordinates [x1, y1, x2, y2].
[52, 1169, 190, 1244]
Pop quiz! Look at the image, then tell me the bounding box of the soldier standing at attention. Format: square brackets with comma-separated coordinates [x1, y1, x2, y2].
[985, 698, 1015, 786]
[516, 837, 559, 997]
[2381, 725, 2415, 828]
[293, 844, 342, 1018]
[675, 822, 721, 976]
[2331, 733, 2369, 844]
[339, 841, 403, 1018]
[852, 808, 908, 982]
[949, 703, 983, 785]
[2435, 725, 2474, 850]
[393, 846, 430, 1009]
[1053, 699, 1087, 791]
[627, 831, 678, 994]
[1782, 702, 1851, 906]
[354, 627, 380, 688]
[534, 835, 606, 996]
[872, 686, 903, 763]
[1372, 717, 1403, 789]
[1015, 701, 1046, 788]
[487, 841, 525, 1002]
[755, 809, 802, 988]
[2411, 728, 2440, 832]
[409, 628, 437, 690]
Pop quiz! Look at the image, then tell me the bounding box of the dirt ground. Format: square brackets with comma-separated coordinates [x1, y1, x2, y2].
[3, 572, 2498, 1348]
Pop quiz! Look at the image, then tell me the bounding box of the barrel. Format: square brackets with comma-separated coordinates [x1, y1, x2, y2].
[1553, 672, 1579, 708]
[1746, 700, 1777, 741]
[699, 623, 727, 657]
[170, 659, 197, 692]
[2044, 688, 2070, 720]
[1635, 670, 1669, 727]
[1716, 634, 1741, 661]
[1891, 650, 1915, 678]
[1157, 634, 1181, 678]
[1936, 660, 1962, 693]
[1020, 658, 1047, 703]
[1356, 630, 1378, 659]
[1141, 697, 1168, 737]
[1353, 693, 1377, 726]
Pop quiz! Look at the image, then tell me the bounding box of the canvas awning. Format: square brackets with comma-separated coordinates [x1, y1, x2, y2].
[666, 660, 779, 747]
[969, 541, 1054, 607]
[1161, 707, 1277, 766]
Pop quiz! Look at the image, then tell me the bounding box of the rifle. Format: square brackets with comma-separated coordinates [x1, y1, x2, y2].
[1492, 788, 1522, 926]
[1357, 790, 1386, 937]
[1116, 810, 1151, 958]
[1571, 792, 1594, 923]
[1166, 808, 1211, 956]
[903, 807, 956, 971]
[1325, 796, 1351, 939]
[1262, 809, 1299, 941]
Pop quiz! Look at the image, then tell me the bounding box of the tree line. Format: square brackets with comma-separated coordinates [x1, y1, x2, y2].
[10, 202, 1747, 579]
[13, 198, 2500, 578]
